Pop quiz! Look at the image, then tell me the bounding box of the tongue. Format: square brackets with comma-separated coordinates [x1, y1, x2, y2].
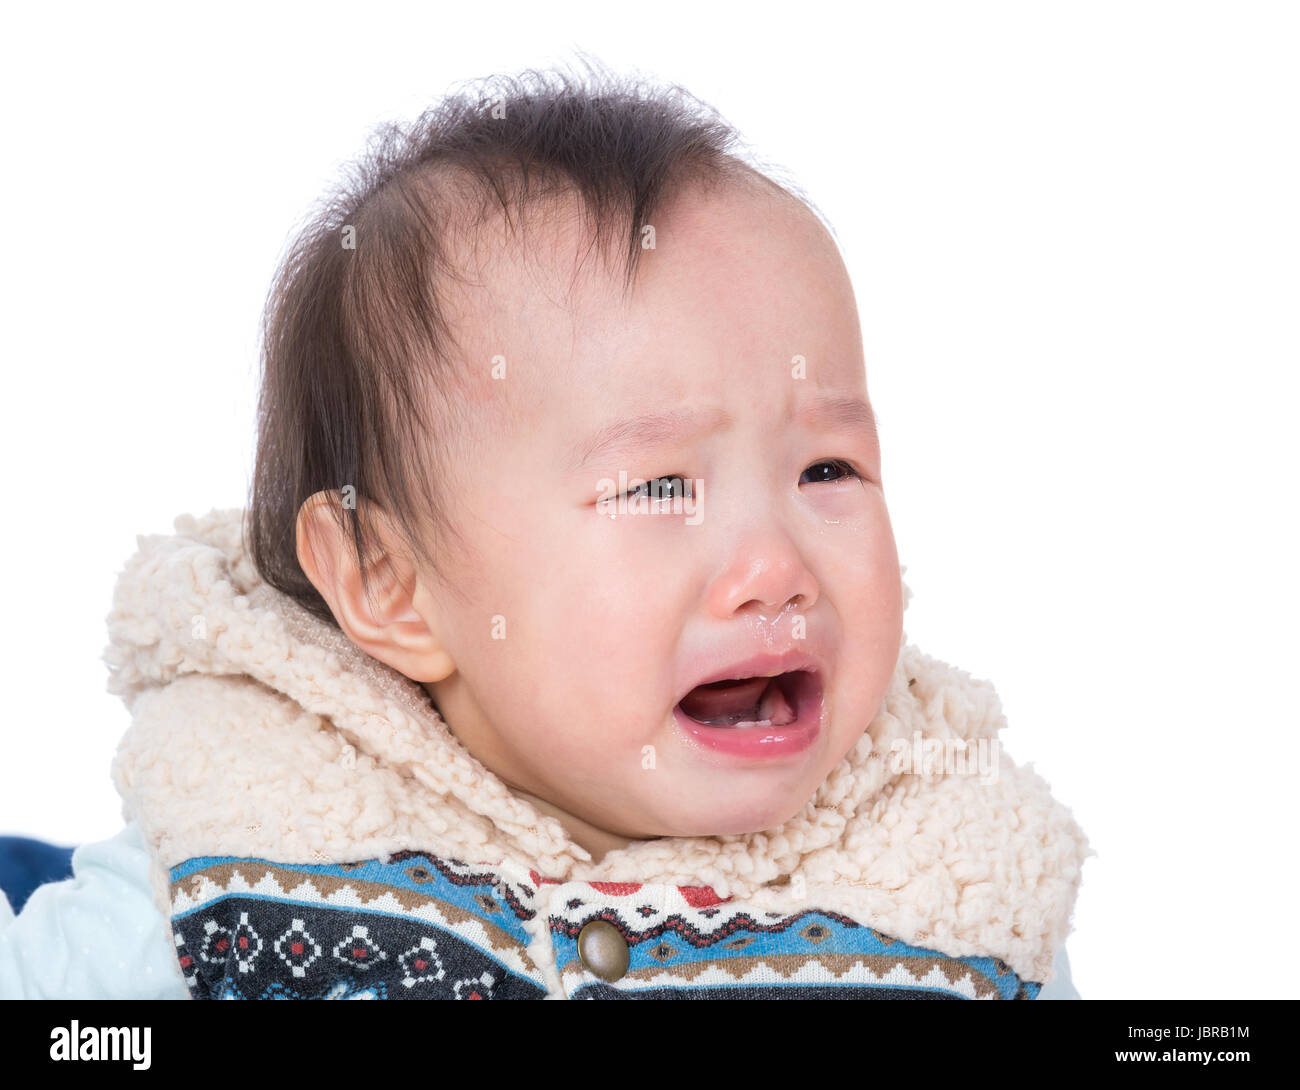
[678, 675, 797, 727]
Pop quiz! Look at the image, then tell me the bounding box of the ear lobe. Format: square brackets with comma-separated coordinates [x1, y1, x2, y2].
[294, 491, 456, 684]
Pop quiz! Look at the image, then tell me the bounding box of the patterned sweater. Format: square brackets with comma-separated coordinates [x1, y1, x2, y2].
[97, 509, 1091, 1000]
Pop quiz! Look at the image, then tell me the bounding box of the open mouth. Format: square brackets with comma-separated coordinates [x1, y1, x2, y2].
[675, 670, 822, 730]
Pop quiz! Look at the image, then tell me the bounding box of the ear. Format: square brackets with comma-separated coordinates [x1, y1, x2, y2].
[295, 490, 456, 683]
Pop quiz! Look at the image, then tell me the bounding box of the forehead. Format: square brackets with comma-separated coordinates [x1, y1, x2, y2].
[438, 175, 863, 423]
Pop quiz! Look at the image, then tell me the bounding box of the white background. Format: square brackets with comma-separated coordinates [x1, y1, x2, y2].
[1, 1, 1296, 999]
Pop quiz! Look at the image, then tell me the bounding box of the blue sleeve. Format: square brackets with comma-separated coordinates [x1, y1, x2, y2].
[0, 822, 189, 1000]
[1036, 943, 1081, 1000]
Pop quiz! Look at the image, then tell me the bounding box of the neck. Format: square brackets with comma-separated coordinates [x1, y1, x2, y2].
[512, 788, 636, 865]
[421, 681, 641, 865]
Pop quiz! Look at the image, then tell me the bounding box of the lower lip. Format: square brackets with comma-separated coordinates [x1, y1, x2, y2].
[673, 676, 824, 760]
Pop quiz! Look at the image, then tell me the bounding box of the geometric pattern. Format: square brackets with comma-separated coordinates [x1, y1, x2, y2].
[169, 852, 1042, 1000]
[169, 853, 548, 1000]
[549, 883, 1041, 1000]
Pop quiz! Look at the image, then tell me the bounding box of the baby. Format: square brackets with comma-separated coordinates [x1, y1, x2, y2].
[281, 85, 903, 867]
[0, 62, 1089, 1001]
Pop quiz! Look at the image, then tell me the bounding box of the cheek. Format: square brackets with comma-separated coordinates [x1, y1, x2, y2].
[544, 591, 682, 719]
[821, 509, 903, 653]
[487, 550, 685, 748]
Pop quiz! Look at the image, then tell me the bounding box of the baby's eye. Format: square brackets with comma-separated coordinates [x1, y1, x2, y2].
[622, 476, 694, 502]
[801, 459, 862, 485]
[611, 463, 861, 504]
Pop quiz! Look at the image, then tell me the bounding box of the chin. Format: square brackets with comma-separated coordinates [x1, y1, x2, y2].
[667, 792, 811, 838]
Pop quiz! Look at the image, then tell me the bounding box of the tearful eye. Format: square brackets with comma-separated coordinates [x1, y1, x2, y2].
[622, 476, 693, 502]
[600, 463, 863, 508]
[801, 460, 862, 485]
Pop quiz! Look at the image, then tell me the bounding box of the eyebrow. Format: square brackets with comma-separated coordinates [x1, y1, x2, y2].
[800, 394, 879, 445]
[566, 393, 878, 473]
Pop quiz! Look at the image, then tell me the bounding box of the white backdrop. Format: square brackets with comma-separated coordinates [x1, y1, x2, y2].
[1, 0, 1295, 1000]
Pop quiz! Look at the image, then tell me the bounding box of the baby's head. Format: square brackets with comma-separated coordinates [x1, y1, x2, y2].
[250, 64, 903, 860]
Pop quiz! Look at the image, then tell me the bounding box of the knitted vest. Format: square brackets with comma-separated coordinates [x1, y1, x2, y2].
[105, 509, 1091, 999]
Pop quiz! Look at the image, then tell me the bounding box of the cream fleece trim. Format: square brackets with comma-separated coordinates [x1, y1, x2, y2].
[105, 509, 1091, 984]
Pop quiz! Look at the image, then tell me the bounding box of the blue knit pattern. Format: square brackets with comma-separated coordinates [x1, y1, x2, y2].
[169, 852, 1041, 1000]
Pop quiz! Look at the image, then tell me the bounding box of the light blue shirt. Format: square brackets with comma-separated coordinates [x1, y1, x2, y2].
[0, 823, 189, 999]
[0, 823, 1079, 999]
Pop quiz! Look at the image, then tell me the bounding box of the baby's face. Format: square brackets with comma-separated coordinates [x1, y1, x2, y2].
[420, 177, 902, 849]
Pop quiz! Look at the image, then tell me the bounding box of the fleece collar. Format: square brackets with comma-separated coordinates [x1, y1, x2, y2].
[104, 509, 1090, 983]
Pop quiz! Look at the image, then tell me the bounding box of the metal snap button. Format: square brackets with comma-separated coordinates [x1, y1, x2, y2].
[577, 919, 630, 982]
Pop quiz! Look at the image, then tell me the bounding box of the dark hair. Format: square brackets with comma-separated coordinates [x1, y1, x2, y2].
[247, 54, 813, 629]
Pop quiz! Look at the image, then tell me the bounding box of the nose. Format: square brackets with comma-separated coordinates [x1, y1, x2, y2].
[706, 531, 820, 619]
